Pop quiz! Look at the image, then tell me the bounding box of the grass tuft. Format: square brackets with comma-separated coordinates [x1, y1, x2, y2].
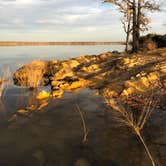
[105, 95, 156, 166]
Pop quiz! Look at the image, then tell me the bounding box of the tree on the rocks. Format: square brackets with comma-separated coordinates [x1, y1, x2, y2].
[103, 0, 160, 52]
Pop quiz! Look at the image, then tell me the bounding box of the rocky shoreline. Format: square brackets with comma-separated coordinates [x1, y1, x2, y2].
[13, 48, 166, 104]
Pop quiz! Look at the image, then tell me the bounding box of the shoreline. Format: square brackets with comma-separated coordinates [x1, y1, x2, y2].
[0, 41, 125, 46]
[13, 48, 166, 100]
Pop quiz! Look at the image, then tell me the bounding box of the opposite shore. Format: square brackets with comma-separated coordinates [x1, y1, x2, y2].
[0, 41, 125, 46]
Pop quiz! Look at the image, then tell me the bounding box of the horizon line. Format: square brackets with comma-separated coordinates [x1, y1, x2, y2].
[0, 41, 125, 46]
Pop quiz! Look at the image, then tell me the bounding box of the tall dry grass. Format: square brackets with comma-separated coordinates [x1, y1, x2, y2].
[75, 104, 89, 143]
[105, 96, 156, 166]
[0, 67, 11, 98]
[15, 61, 46, 89]
[0, 67, 11, 119]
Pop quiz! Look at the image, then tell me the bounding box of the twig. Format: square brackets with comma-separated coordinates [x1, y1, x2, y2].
[75, 104, 89, 143]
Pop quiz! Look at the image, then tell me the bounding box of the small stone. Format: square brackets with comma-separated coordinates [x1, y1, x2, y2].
[52, 90, 64, 98]
[36, 90, 51, 100]
[17, 109, 28, 114]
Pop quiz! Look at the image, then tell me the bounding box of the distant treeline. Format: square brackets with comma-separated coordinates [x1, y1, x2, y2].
[0, 41, 125, 46]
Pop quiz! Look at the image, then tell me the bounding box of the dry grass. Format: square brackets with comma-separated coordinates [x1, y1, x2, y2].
[105, 95, 156, 166]
[75, 104, 89, 144]
[14, 61, 46, 89]
[0, 67, 11, 98]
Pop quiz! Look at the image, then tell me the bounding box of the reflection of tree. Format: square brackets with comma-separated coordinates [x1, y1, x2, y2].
[26, 89, 49, 111]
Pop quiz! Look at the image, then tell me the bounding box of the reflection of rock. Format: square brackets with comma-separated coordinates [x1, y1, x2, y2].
[74, 158, 91, 166]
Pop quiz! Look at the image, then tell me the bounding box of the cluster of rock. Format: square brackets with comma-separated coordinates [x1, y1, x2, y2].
[13, 48, 166, 100]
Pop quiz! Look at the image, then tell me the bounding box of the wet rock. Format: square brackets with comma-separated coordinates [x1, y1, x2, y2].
[52, 90, 64, 98]
[36, 90, 51, 100]
[17, 109, 28, 114]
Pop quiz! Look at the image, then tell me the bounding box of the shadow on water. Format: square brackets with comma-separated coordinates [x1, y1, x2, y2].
[0, 87, 164, 166]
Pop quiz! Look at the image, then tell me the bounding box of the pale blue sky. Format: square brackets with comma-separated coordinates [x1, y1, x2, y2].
[0, 0, 165, 41]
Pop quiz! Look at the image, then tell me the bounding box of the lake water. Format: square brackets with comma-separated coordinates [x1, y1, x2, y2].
[0, 45, 125, 76]
[0, 45, 165, 166]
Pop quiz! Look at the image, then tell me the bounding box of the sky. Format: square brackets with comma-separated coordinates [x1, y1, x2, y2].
[0, 0, 165, 41]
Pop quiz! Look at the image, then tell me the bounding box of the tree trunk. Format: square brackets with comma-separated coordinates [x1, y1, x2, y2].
[136, 0, 141, 50]
[132, 0, 138, 52]
[125, 12, 131, 52]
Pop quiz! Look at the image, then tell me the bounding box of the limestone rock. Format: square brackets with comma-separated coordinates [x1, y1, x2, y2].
[36, 90, 51, 100]
[13, 61, 48, 87]
[52, 90, 64, 98]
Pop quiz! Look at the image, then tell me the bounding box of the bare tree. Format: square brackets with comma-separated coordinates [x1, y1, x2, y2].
[104, 0, 133, 51]
[103, 0, 160, 52]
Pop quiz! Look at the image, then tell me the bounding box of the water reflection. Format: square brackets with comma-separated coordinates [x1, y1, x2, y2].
[0, 88, 163, 166]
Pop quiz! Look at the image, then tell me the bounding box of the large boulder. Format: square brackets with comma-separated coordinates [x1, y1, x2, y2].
[13, 61, 48, 88]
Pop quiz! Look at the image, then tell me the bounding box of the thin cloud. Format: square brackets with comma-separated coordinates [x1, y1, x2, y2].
[0, 0, 165, 41]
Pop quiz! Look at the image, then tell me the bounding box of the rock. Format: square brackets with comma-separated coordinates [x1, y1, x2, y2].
[102, 88, 118, 98]
[160, 64, 166, 73]
[121, 87, 135, 97]
[99, 53, 111, 60]
[17, 109, 28, 114]
[54, 66, 75, 80]
[74, 158, 91, 166]
[82, 64, 100, 73]
[147, 72, 159, 82]
[36, 90, 51, 100]
[52, 90, 64, 98]
[68, 79, 88, 90]
[163, 79, 166, 88]
[13, 61, 48, 87]
[122, 71, 161, 97]
[68, 59, 80, 68]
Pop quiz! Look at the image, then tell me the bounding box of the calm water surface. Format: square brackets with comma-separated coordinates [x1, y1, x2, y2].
[0, 45, 124, 75]
[0, 45, 165, 166]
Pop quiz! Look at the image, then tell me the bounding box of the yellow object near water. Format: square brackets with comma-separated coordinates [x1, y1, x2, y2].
[36, 90, 51, 100]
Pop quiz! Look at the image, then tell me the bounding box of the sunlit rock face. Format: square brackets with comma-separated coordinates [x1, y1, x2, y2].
[13, 48, 166, 100]
[13, 61, 49, 88]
